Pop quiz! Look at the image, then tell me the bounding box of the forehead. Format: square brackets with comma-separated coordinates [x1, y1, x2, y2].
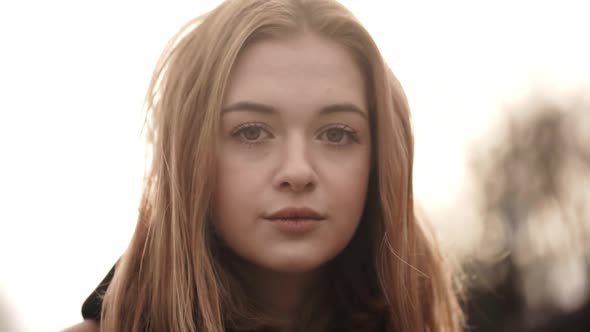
[223, 33, 367, 113]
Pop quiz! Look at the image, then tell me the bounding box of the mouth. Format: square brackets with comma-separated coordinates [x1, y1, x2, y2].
[264, 207, 326, 221]
[264, 207, 325, 234]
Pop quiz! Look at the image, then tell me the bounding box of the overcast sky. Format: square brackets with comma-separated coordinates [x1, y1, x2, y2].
[0, 1, 589, 330]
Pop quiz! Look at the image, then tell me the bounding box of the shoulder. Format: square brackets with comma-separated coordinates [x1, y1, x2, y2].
[82, 264, 117, 320]
[61, 320, 100, 332]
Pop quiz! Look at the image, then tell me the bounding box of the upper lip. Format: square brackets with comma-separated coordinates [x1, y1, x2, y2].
[265, 207, 326, 220]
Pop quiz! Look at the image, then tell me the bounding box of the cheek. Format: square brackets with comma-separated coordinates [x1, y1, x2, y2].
[332, 169, 370, 214]
[215, 151, 267, 198]
[322, 149, 371, 223]
[213, 154, 267, 230]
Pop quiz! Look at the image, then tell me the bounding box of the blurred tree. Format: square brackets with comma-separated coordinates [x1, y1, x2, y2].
[465, 96, 590, 332]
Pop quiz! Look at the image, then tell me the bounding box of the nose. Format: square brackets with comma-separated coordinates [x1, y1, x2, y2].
[273, 136, 317, 193]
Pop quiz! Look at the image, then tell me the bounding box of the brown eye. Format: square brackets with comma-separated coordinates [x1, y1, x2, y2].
[325, 128, 345, 143]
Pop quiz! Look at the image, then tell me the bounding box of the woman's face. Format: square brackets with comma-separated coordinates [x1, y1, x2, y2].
[214, 33, 371, 274]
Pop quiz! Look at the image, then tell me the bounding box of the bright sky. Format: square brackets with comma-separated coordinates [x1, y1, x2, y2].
[0, 1, 588, 331]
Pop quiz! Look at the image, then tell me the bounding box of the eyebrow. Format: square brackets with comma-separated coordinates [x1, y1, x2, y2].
[221, 101, 368, 120]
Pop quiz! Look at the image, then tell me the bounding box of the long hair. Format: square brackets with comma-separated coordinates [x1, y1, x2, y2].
[101, 0, 464, 331]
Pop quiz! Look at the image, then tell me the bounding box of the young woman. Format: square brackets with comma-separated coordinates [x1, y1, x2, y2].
[64, 0, 463, 331]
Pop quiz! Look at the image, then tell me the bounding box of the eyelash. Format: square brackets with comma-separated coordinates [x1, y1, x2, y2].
[317, 124, 360, 145]
[231, 122, 273, 147]
[230, 123, 360, 146]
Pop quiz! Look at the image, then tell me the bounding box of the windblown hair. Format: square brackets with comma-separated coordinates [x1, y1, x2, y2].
[101, 0, 464, 331]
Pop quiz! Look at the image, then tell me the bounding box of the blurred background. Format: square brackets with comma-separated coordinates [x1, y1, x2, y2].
[0, 0, 588, 331]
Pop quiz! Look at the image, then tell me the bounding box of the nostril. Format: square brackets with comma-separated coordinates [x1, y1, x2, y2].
[279, 180, 315, 192]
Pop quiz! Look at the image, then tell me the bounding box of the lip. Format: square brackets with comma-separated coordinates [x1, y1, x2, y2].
[265, 207, 326, 221]
[264, 207, 326, 234]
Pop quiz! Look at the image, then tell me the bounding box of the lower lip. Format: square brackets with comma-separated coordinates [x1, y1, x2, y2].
[267, 219, 322, 234]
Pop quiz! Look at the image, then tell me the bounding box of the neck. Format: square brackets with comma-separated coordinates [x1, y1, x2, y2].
[234, 260, 326, 329]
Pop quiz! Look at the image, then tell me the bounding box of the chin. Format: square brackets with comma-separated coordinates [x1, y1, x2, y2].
[259, 252, 335, 275]
[267, 262, 324, 274]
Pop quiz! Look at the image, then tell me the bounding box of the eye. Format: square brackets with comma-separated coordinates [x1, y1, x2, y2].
[318, 125, 359, 145]
[325, 128, 345, 142]
[231, 123, 273, 145]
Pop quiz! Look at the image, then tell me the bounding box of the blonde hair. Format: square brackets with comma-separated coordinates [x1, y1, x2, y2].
[101, 0, 464, 331]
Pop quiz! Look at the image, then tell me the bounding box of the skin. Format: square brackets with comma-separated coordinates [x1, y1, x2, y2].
[214, 32, 372, 327]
